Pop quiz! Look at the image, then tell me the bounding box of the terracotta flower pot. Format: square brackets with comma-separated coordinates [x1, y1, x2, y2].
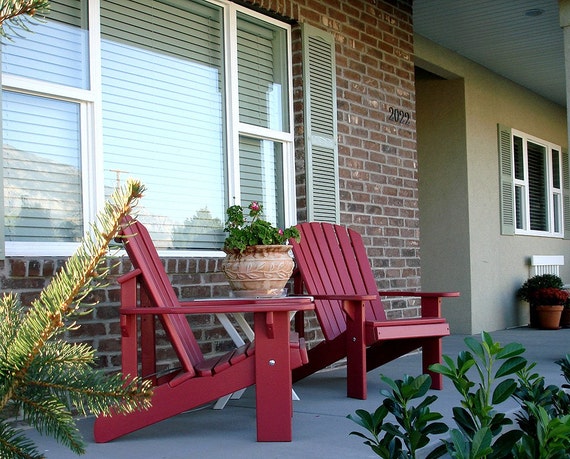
[561, 308, 570, 328]
[221, 245, 294, 297]
[535, 305, 564, 330]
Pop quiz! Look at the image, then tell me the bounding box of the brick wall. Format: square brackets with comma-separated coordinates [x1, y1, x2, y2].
[289, 0, 421, 317]
[1, 0, 420, 374]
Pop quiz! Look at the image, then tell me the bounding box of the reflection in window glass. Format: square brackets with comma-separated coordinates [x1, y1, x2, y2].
[101, 0, 226, 250]
[552, 149, 561, 189]
[2, 0, 90, 89]
[527, 141, 547, 231]
[3, 92, 82, 241]
[515, 185, 524, 230]
[239, 136, 284, 228]
[513, 136, 524, 180]
[237, 12, 288, 132]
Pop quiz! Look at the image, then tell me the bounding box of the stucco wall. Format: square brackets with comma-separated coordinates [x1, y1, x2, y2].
[416, 76, 472, 333]
[415, 34, 569, 334]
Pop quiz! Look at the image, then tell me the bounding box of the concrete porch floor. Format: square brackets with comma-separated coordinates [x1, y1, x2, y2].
[23, 327, 570, 458]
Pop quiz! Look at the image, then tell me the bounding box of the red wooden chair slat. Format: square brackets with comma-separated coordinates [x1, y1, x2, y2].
[94, 216, 309, 442]
[120, 219, 203, 373]
[290, 222, 459, 399]
[295, 223, 346, 339]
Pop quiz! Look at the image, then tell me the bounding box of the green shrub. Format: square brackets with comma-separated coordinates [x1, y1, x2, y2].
[348, 332, 570, 458]
[517, 274, 564, 303]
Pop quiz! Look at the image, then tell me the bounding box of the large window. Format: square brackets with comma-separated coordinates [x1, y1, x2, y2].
[1, 0, 295, 255]
[499, 125, 566, 237]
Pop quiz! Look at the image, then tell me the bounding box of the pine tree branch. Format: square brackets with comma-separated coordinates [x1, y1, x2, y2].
[0, 0, 48, 24]
[1, 179, 144, 411]
[0, 422, 41, 459]
[0, 0, 50, 39]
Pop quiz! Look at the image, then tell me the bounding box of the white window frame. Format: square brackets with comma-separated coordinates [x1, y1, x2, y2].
[2, 0, 296, 257]
[512, 129, 563, 238]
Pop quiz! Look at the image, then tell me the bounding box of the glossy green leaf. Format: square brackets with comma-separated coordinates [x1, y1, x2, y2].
[465, 336, 486, 361]
[452, 406, 477, 436]
[496, 356, 527, 378]
[496, 341, 526, 359]
[492, 379, 518, 404]
[470, 427, 493, 458]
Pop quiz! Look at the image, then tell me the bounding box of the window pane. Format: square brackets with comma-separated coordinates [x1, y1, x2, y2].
[3, 92, 82, 241]
[527, 140, 547, 231]
[101, 0, 226, 250]
[513, 135, 524, 180]
[239, 136, 284, 228]
[515, 185, 524, 230]
[2, 0, 89, 89]
[553, 194, 561, 233]
[552, 149, 561, 189]
[237, 13, 288, 131]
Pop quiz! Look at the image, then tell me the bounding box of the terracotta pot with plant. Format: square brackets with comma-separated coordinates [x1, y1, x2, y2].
[221, 201, 301, 297]
[528, 287, 570, 330]
[517, 274, 565, 328]
[561, 299, 570, 328]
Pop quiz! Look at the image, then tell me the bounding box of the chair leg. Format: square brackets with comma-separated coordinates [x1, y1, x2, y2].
[422, 338, 443, 390]
[344, 300, 367, 400]
[346, 333, 367, 400]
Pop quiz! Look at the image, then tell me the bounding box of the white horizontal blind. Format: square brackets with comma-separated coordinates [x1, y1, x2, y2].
[237, 13, 286, 131]
[3, 91, 82, 241]
[527, 140, 547, 231]
[552, 148, 562, 233]
[100, 0, 226, 250]
[239, 135, 282, 226]
[2, 0, 89, 89]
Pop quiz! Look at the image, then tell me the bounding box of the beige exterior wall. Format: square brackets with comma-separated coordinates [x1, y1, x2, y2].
[415, 35, 569, 334]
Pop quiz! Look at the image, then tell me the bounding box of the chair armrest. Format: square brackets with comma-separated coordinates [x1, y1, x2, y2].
[378, 291, 460, 298]
[116, 268, 142, 284]
[311, 294, 377, 302]
[120, 298, 314, 316]
[378, 291, 460, 318]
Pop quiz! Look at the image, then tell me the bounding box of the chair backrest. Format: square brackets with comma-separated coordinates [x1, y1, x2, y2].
[290, 222, 386, 341]
[120, 216, 204, 374]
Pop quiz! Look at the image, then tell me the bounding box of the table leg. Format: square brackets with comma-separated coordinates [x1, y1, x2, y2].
[216, 312, 299, 410]
[254, 310, 293, 442]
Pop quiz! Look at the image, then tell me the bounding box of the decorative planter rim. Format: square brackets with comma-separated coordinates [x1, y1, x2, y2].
[223, 244, 293, 256]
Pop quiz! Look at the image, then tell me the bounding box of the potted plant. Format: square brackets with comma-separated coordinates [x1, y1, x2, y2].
[528, 287, 569, 329]
[517, 274, 565, 328]
[562, 298, 570, 328]
[221, 201, 301, 297]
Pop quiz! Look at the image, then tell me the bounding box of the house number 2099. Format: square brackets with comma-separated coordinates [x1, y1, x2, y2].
[388, 107, 411, 125]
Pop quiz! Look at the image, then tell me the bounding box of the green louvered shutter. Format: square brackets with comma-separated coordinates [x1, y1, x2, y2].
[498, 124, 515, 235]
[563, 148, 570, 239]
[302, 24, 339, 223]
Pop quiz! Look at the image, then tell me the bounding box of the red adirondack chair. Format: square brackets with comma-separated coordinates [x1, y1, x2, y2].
[93, 217, 313, 442]
[290, 222, 459, 400]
